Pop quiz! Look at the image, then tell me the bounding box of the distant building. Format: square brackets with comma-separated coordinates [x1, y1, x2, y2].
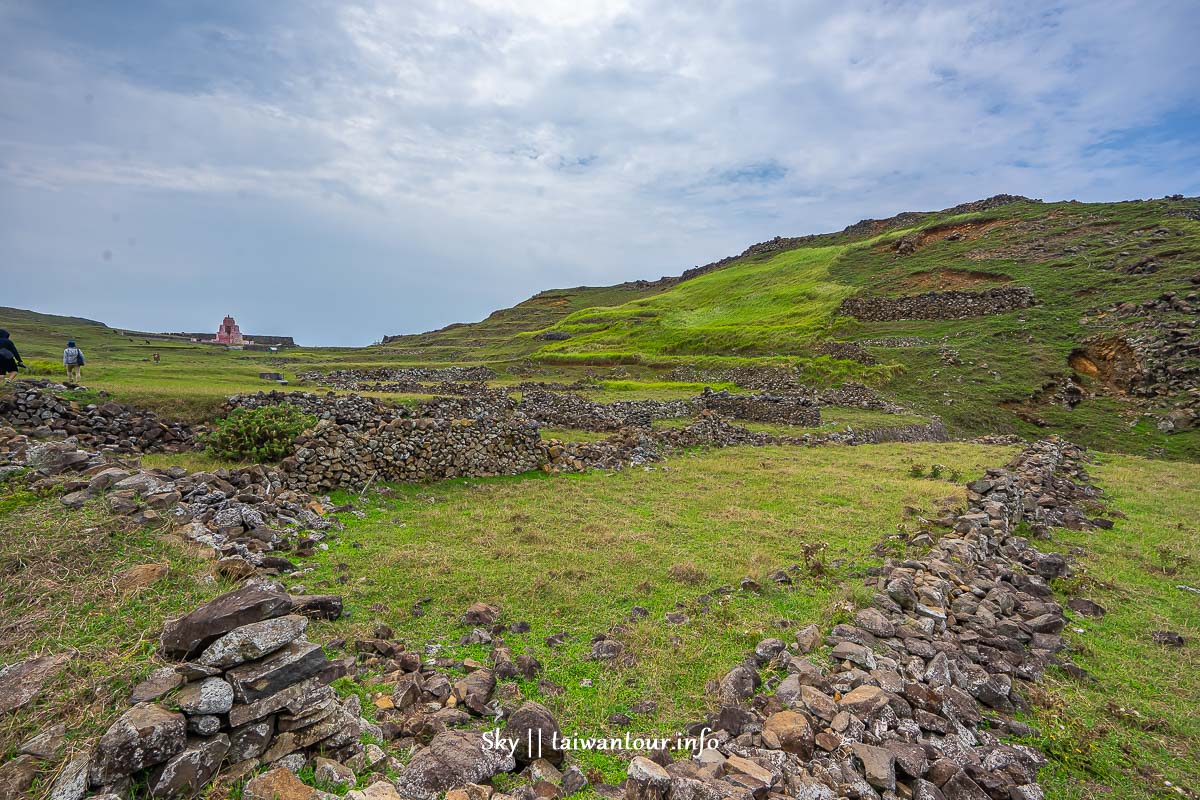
[214, 315, 246, 346]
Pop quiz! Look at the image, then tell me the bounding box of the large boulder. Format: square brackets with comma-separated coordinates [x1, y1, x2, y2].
[501, 702, 564, 764]
[160, 583, 293, 659]
[89, 703, 187, 785]
[395, 730, 516, 800]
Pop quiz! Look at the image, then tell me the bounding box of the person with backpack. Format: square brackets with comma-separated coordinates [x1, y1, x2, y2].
[0, 330, 23, 382]
[63, 340, 86, 382]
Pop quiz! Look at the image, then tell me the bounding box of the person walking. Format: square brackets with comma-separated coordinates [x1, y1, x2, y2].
[0, 330, 23, 382]
[63, 339, 86, 383]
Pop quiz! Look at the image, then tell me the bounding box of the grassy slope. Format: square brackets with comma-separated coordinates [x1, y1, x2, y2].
[386, 197, 1200, 459]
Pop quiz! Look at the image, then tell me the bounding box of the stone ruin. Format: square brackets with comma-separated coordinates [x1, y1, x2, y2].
[30, 581, 375, 800]
[620, 437, 1109, 800]
[840, 287, 1035, 322]
[2, 435, 1115, 800]
[0, 380, 197, 454]
[697, 389, 820, 427]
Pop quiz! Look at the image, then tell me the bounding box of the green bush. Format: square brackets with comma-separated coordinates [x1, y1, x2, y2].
[200, 404, 316, 463]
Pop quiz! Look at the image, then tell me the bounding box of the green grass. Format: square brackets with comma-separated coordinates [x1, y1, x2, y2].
[290, 442, 1013, 777]
[1020, 453, 1200, 797]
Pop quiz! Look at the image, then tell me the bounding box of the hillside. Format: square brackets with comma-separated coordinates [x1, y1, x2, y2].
[381, 195, 1200, 459]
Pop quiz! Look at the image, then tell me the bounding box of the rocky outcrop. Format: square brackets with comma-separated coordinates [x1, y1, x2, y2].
[841, 286, 1035, 322]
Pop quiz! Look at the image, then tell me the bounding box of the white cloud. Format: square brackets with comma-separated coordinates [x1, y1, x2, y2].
[1, 0, 1197, 344]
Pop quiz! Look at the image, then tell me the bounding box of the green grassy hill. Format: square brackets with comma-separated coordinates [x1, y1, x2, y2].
[4, 195, 1197, 458]
[381, 195, 1200, 458]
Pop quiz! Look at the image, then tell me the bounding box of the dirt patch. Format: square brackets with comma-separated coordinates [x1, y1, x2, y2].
[1069, 336, 1144, 394]
[894, 268, 1012, 292]
[885, 218, 1014, 256]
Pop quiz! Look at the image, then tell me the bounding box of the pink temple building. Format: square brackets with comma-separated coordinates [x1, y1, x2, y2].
[214, 315, 246, 346]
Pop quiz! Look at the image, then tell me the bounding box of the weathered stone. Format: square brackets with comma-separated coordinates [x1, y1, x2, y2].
[347, 782, 404, 800]
[172, 677, 234, 715]
[395, 730, 517, 800]
[130, 667, 185, 704]
[148, 734, 231, 798]
[850, 743, 896, 791]
[626, 756, 671, 800]
[0, 754, 41, 800]
[761, 710, 813, 756]
[885, 741, 929, 777]
[718, 665, 759, 704]
[855, 608, 896, 638]
[723, 755, 775, 797]
[228, 719, 275, 762]
[160, 583, 293, 659]
[830, 641, 876, 669]
[228, 678, 333, 728]
[90, 703, 187, 785]
[289, 594, 344, 620]
[838, 684, 889, 717]
[196, 614, 309, 669]
[454, 668, 497, 715]
[503, 702, 564, 764]
[18, 722, 66, 759]
[0, 652, 72, 714]
[799, 686, 837, 722]
[753, 638, 786, 663]
[244, 766, 318, 800]
[314, 757, 356, 789]
[462, 602, 501, 625]
[793, 625, 822, 654]
[225, 641, 328, 703]
[48, 754, 94, 800]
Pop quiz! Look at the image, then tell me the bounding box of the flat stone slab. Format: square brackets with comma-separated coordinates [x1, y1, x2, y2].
[225, 641, 328, 704]
[0, 652, 72, 714]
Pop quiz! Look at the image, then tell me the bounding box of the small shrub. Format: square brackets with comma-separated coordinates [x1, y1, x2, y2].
[200, 404, 316, 463]
[908, 463, 925, 478]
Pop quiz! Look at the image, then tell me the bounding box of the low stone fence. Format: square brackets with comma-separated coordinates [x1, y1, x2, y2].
[630, 437, 1108, 800]
[841, 286, 1035, 321]
[283, 416, 547, 492]
[0, 380, 196, 453]
[518, 390, 693, 432]
[698, 388, 820, 426]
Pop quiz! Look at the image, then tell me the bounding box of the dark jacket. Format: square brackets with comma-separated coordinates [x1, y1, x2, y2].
[0, 337, 20, 370]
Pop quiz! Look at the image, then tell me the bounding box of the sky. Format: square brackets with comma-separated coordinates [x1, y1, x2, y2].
[1, 1, 1198, 346]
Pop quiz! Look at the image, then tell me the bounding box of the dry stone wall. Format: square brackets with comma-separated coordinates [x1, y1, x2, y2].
[38, 582, 376, 800]
[0, 380, 196, 453]
[698, 388, 820, 426]
[841, 287, 1035, 321]
[283, 416, 547, 492]
[623, 437, 1107, 800]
